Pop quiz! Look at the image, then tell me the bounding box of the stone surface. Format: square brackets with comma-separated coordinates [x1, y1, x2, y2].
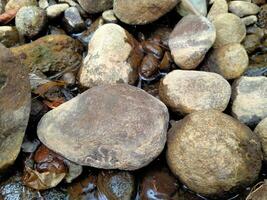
[242, 15, 258, 26]
[37, 84, 169, 170]
[77, 0, 112, 14]
[0, 26, 20, 47]
[63, 7, 85, 33]
[10, 34, 83, 73]
[255, 117, 267, 162]
[79, 23, 143, 88]
[246, 181, 267, 200]
[167, 110, 262, 197]
[168, 15, 216, 69]
[0, 0, 5, 14]
[176, 0, 207, 16]
[242, 34, 261, 54]
[113, 0, 179, 25]
[258, 4, 267, 28]
[0, 44, 31, 173]
[202, 43, 249, 80]
[159, 70, 231, 114]
[5, 0, 37, 11]
[213, 13, 246, 48]
[229, 1, 260, 17]
[102, 9, 118, 23]
[46, 3, 69, 18]
[231, 76, 267, 127]
[207, 0, 228, 21]
[15, 6, 47, 38]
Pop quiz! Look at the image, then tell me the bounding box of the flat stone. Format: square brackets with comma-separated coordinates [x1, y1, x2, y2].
[102, 9, 118, 23]
[159, 70, 231, 114]
[229, 1, 260, 17]
[37, 84, 169, 170]
[176, 0, 207, 16]
[231, 76, 267, 127]
[0, 26, 20, 47]
[77, 0, 112, 14]
[242, 15, 258, 26]
[0, 44, 31, 173]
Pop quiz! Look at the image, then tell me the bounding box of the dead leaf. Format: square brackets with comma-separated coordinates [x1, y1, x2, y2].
[0, 9, 18, 25]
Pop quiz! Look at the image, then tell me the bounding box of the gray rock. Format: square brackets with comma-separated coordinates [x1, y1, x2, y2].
[255, 117, 267, 162]
[0, 44, 31, 173]
[77, 0, 112, 14]
[229, 1, 260, 17]
[176, 0, 207, 16]
[231, 76, 267, 127]
[159, 70, 231, 114]
[46, 3, 69, 18]
[37, 84, 169, 170]
[0, 26, 20, 47]
[63, 7, 85, 33]
[242, 15, 258, 26]
[15, 6, 47, 38]
[39, 0, 49, 9]
[207, 0, 228, 21]
[102, 9, 118, 23]
[5, 0, 37, 11]
[168, 15, 216, 69]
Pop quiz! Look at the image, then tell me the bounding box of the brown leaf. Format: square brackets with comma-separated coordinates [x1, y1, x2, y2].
[33, 81, 66, 98]
[0, 9, 19, 25]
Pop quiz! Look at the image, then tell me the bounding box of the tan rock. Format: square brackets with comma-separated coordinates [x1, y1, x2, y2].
[5, 0, 37, 11]
[255, 117, 267, 162]
[77, 0, 112, 14]
[207, 0, 228, 22]
[229, 1, 260, 17]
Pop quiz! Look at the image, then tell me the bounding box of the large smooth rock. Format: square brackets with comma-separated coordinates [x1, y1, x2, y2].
[113, 0, 179, 25]
[176, 0, 207, 16]
[10, 35, 83, 73]
[255, 117, 267, 162]
[78, 24, 143, 88]
[229, 1, 260, 17]
[159, 70, 231, 114]
[167, 110, 262, 197]
[77, 0, 112, 14]
[168, 15, 216, 69]
[0, 44, 31, 173]
[5, 0, 37, 11]
[231, 76, 267, 127]
[37, 84, 169, 170]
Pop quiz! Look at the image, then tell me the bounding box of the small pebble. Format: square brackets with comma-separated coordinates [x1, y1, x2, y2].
[5, 0, 37, 11]
[102, 9, 118, 23]
[159, 51, 172, 71]
[229, 1, 260, 17]
[63, 7, 85, 33]
[139, 54, 159, 79]
[46, 3, 69, 18]
[242, 15, 258, 26]
[258, 4, 267, 28]
[39, 0, 49, 9]
[142, 40, 163, 59]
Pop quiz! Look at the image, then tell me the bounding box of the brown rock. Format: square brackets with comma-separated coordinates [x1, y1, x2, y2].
[255, 117, 267, 162]
[139, 54, 159, 79]
[37, 84, 169, 170]
[168, 15, 216, 69]
[167, 110, 262, 197]
[113, 0, 179, 25]
[0, 26, 20, 47]
[77, 0, 112, 14]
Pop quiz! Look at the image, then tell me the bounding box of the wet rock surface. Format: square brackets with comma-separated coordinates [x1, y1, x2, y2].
[5, 0, 37, 11]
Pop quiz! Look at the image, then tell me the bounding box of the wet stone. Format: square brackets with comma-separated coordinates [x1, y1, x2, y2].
[5, 0, 37, 11]
[142, 41, 163, 59]
[228, 1, 260, 17]
[63, 6, 85, 33]
[139, 54, 159, 79]
[255, 117, 267, 162]
[77, 0, 113, 14]
[242, 15, 258, 26]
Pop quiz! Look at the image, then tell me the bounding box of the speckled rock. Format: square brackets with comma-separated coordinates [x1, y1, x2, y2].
[0, 26, 20, 47]
[207, 0, 228, 21]
[0, 44, 31, 173]
[37, 84, 169, 170]
[231, 76, 267, 127]
[113, 0, 179, 25]
[246, 180, 267, 200]
[46, 3, 69, 18]
[77, 0, 112, 14]
[229, 1, 260, 17]
[79, 23, 143, 88]
[159, 70, 231, 114]
[213, 13, 246, 48]
[5, 0, 37, 11]
[168, 15, 216, 69]
[202, 43, 249, 80]
[242, 15, 258, 26]
[176, 0, 207, 16]
[15, 6, 47, 38]
[255, 117, 267, 162]
[10, 34, 83, 73]
[167, 110, 262, 197]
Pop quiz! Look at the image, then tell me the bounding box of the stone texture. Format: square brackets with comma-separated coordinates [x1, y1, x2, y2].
[113, 0, 179, 25]
[10, 35, 83, 73]
[202, 43, 249, 80]
[15, 6, 47, 38]
[207, 0, 228, 22]
[176, 0, 207, 16]
[242, 34, 261, 54]
[229, 1, 260, 17]
[5, 0, 37, 11]
[159, 70, 231, 114]
[168, 15, 216, 69]
[102, 9, 118, 23]
[37, 84, 169, 170]
[0, 44, 31, 173]
[0, 0, 6, 14]
[213, 13, 246, 48]
[0, 26, 20, 47]
[79, 24, 143, 88]
[255, 117, 267, 162]
[77, 0, 112, 14]
[63, 7, 85, 33]
[46, 3, 69, 18]
[258, 4, 267, 28]
[241, 15, 258, 26]
[167, 110, 262, 197]
[231, 76, 267, 127]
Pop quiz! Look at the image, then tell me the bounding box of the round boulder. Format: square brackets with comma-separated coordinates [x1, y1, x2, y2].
[167, 110, 262, 197]
[159, 70, 231, 114]
[37, 84, 169, 170]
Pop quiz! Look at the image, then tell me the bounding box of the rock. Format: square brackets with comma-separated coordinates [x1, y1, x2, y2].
[151, 27, 172, 47]
[229, 1, 260, 17]
[0, 0, 5, 14]
[0, 26, 20, 47]
[113, 0, 179, 25]
[207, 0, 228, 22]
[159, 51, 173, 72]
[77, 0, 112, 14]
[5, 0, 37, 11]
[46, 3, 69, 18]
[78, 24, 143, 88]
[139, 54, 159, 79]
[258, 4, 267, 28]
[39, 0, 49, 9]
[61, 72, 76, 85]
[167, 110, 262, 197]
[255, 118, 267, 162]
[142, 40, 163, 59]
[202, 43, 249, 80]
[97, 171, 135, 200]
[213, 13, 246, 48]
[159, 70, 231, 114]
[0, 44, 31, 172]
[242, 34, 261, 54]
[246, 180, 267, 200]
[63, 7, 85, 33]
[231, 76, 267, 127]
[102, 9, 118, 23]
[37, 84, 169, 170]
[176, 0, 207, 16]
[168, 15, 216, 69]
[242, 15, 258, 26]
[15, 6, 47, 38]
[10, 34, 83, 73]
